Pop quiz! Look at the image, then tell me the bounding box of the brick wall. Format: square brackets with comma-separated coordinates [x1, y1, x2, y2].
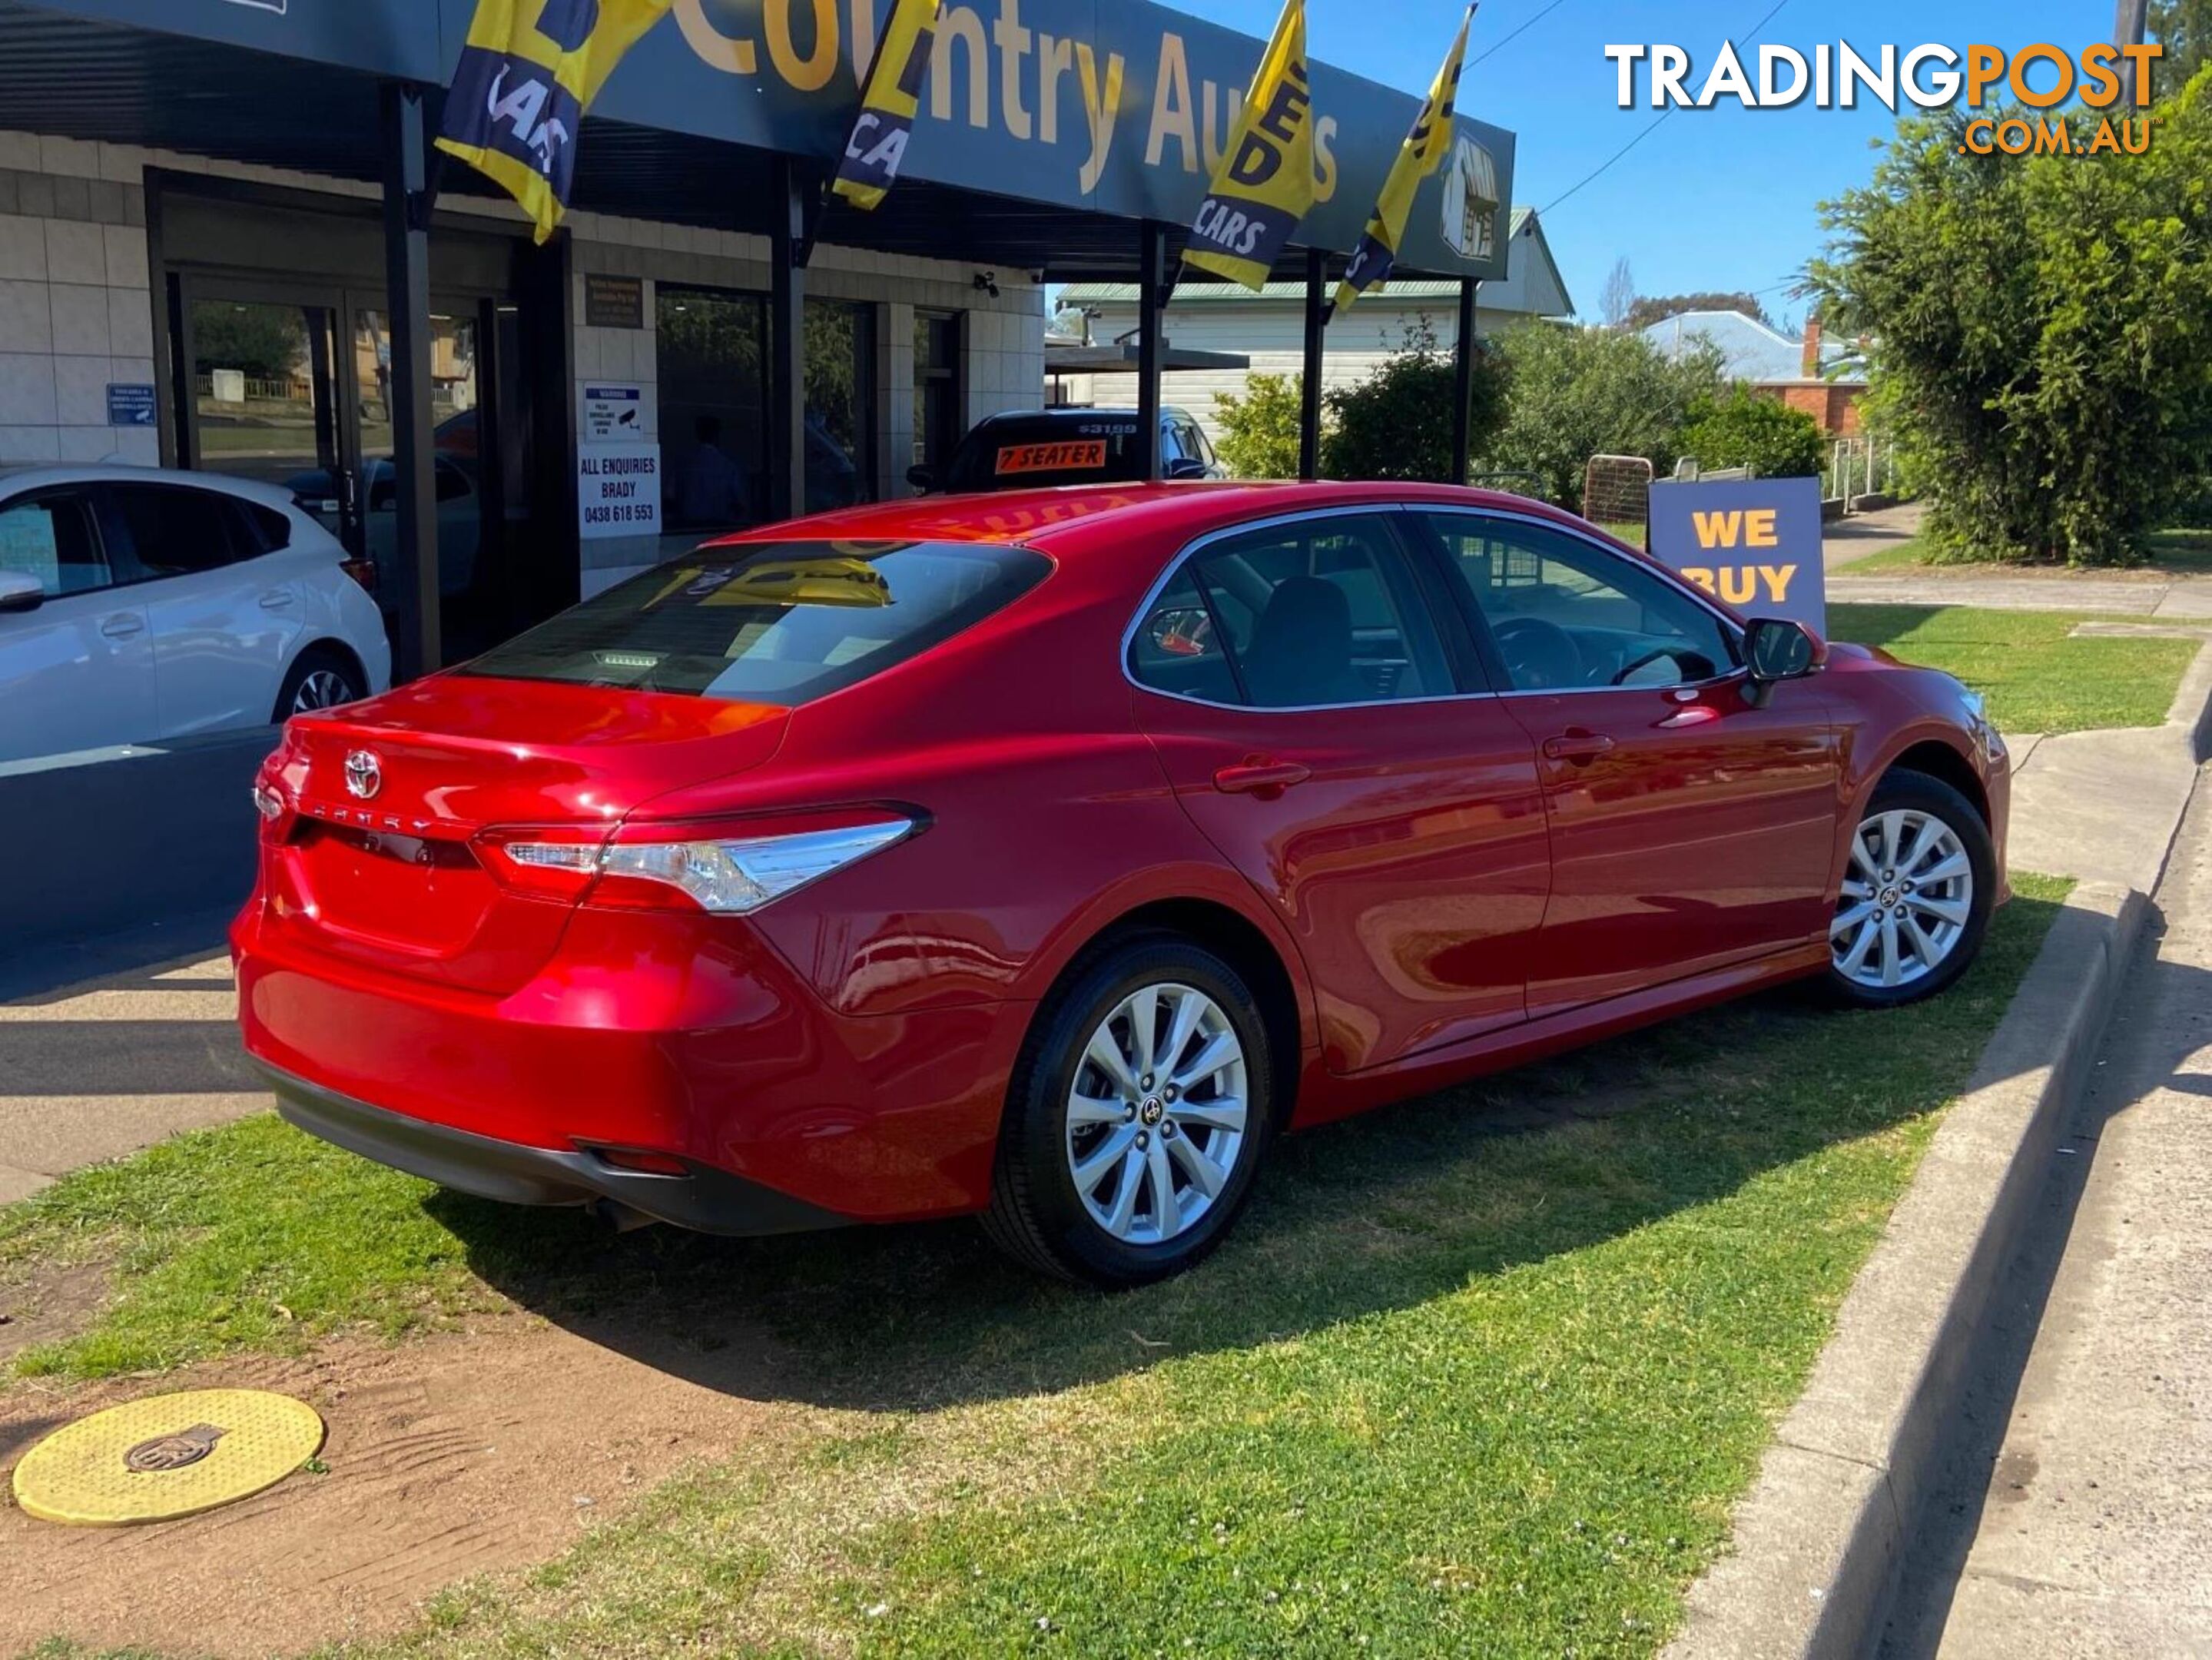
[1768, 381, 1865, 438]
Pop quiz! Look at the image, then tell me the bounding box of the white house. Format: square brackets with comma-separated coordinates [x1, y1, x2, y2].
[1053, 208, 1575, 450]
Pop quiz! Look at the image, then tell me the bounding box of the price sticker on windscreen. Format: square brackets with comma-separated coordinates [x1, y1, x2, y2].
[996, 441, 1108, 476]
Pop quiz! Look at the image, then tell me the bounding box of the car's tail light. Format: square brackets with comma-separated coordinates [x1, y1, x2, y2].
[479, 815, 915, 914]
[340, 556, 379, 593]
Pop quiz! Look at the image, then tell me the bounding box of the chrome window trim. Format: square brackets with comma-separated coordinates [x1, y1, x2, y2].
[1119, 503, 1504, 715]
[1119, 501, 1753, 715]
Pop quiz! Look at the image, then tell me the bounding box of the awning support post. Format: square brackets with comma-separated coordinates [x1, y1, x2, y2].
[1138, 220, 1169, 482]
[1451, 278, 1481, 486]
[1299, 247, 1326, 481]
[381, 80, 439, 680]
[768, 158, 814, 523]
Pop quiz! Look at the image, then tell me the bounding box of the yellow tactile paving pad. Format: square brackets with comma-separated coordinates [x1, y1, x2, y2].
[12, 1389, 325, 1526]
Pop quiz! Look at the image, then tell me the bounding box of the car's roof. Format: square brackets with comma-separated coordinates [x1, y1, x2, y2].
[706, 480, 1603, 559]
[0, 464, 303, 512]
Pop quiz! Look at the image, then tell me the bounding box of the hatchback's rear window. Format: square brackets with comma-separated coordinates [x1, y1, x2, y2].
[947, 420, 1145, 491]
[459, 540, 1050, 703]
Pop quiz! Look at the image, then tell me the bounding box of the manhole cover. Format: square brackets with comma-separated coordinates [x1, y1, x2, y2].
[12, 1389, 324, 1526]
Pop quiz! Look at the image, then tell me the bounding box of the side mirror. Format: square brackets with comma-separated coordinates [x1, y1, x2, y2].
[0, 569, 45, 614]
[906, 464, 937, 493]
[1742, 617, 1825, 705]
[1164, 457, 1209, 481]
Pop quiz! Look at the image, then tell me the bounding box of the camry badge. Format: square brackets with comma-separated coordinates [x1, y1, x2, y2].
[343, 750, 383, 801]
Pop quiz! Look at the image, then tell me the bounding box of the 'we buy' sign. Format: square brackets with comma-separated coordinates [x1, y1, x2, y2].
[1647, 477, 1826, 633]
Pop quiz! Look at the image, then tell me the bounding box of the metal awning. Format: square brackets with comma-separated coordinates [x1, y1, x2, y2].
[1046, 345, 1252, 376]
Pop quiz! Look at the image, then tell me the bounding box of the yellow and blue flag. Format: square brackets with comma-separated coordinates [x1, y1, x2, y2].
[834, 0, 943, 211]
[437, 0, 674, 244]
[1181, 0, 1318, 290]
[1336, 5, 1474, 310]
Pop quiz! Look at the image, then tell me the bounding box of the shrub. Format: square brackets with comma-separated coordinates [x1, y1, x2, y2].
[1320, 319, 1510, 483]
[1680, 388, 1826, 480]
[1212, 373, 1308, 480]
[1480, 324, 1722, 512]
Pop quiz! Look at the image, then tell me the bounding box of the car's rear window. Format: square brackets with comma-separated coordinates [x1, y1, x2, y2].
[459, 540, 1050, 703]
[947, 419, 1146, 491]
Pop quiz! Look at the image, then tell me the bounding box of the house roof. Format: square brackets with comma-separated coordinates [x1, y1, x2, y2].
[1061, 209, 1573, 319]
[1640, 310, 1862, 385]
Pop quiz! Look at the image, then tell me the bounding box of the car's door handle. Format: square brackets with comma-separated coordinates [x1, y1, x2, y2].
[1213, 760, 1312, 797]
[98, 613, 144, 641]
[1542, 731, 1616, 764]
[258, 588, 297, 611]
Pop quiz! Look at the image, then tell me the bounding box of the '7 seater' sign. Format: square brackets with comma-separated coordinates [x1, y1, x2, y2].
[1647, 477, 1826, 634]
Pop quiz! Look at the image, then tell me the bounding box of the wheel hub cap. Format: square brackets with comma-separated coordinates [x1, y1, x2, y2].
[1832, 808, 1974, 991]
[1065, 982, 1249, 1247]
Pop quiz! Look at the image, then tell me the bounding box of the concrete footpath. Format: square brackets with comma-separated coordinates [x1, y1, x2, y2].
[1882, 766, 2212, 1656]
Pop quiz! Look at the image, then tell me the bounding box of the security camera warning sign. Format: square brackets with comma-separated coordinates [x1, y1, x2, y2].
[1647, 477, 1826, 632]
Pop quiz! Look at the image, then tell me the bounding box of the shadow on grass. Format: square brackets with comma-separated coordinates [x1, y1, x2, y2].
[423, 887, 2070, 1416]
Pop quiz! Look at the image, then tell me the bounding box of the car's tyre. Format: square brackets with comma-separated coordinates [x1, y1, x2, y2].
[982, 936, 1278, 1288]
[273, 646, 366, 722]
[1823, 767, 1996, 1009]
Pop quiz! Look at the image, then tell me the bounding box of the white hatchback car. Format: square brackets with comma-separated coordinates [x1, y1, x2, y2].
[0, 466, 392, 765]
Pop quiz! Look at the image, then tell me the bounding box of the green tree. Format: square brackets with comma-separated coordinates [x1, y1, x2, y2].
[2152, 0, 2212, 101]
[1321, 318, 1510, 483]
[1809, 80, 2212, 565]
[1680, 387, 1826, 479]
[1212, 373, 1309, 480]
[1478, 324, 1721, 511]
[193, 307, 307, 381]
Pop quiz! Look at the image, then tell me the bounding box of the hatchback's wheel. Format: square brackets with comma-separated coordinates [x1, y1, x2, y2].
[983, 938, 1276, 1287]
[1825, 768, 1995, 1008]
[274, 648, 365, 722]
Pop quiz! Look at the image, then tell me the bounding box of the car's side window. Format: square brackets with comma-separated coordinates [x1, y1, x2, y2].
[0, 492, 108, 599]
[1420, 513, 1738, 693]
[97, 484, 252, 583]
[1129, 513, 1453, 709]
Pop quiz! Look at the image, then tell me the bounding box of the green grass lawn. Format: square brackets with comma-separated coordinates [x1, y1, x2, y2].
[5, 881, 2068, 1658]
[1827, 604, 2198, 733]
[1846, 528, 2212, 576]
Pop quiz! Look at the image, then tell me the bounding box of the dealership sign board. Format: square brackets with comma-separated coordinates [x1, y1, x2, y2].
[33, 0, 1516, 283]
[1647, 478, 1826, 634]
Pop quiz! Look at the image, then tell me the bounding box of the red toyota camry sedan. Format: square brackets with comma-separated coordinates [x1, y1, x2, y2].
[234, 483, 2009, 1286]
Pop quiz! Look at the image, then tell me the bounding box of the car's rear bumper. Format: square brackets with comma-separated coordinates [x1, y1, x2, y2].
[260, 1061, 847, 1235]
[233, 898, 1035, 1224]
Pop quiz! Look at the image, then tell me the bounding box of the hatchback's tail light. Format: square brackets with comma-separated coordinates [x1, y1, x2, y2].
[340, 555, 379, 593]
[479, 814, 915, 914]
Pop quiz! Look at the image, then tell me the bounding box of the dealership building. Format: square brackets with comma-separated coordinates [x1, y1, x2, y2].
[0, 0, 1518, 677]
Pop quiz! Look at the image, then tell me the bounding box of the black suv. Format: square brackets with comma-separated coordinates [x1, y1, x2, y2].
[912, 407, 1226, 494]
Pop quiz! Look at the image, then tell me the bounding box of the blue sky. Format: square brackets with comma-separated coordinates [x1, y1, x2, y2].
[1174, 0, 2118, 323]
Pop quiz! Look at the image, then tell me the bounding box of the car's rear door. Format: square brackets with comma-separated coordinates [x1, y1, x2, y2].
[1131, 507, 1550, 1076]
[97, 480, 304, 737]
[1411, 507, 1840, 1018]
[0, 485, 155, 762]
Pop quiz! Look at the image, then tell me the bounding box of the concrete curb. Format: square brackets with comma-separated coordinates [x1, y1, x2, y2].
[2169, 639, 2212, 761]
[1666, 881, 2151, 1660]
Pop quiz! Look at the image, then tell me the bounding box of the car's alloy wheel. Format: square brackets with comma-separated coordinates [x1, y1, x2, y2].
[1063, 982, 1249, 1247]
[290, 668, 357, 715]
[1832, 808, 1975, 991]
[983, 936, 1276, 1287]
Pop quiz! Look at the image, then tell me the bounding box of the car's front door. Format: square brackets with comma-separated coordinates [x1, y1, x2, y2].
[1131, 510, 1551, 1075]
[1412, 509, 1840, 1018]
[96, 481, 303, 738]
[0, 486, 156, 763]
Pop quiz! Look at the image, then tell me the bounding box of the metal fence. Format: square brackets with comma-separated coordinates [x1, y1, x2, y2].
[1826, 436, 1901, 503]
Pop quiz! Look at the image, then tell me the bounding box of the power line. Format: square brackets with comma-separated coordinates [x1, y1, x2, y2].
[1472, 0, 1574, 66]
[1540, 0, 1796, 216]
